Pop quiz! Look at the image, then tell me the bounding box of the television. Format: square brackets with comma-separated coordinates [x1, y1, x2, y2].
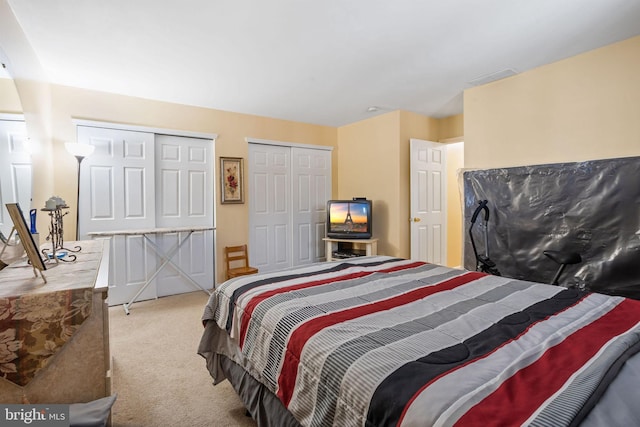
[326, 199, 373, 239]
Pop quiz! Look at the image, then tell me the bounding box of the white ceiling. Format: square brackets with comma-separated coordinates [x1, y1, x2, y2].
[7, 0, 640, 127]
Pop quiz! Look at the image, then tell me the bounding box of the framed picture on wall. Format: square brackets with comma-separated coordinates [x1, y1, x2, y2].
[220, 157, 244, 204]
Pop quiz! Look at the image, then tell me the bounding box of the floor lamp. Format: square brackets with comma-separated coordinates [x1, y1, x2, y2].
[65, 142, 95, 240]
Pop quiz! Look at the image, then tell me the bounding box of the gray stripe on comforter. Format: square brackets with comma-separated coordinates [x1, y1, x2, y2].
[256, 265, 451, 391]
[309, 279, 533, 426]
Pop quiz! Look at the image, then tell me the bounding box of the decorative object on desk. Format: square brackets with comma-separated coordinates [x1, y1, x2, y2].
[220, 157, 244, 204]
[41, 196, 80, 263]
[29, 209, 37, 233]
[29, 208, 40, 249]
[5, 203, 47, 282]
[65, 142, 96, 239]
[47, 250, 68, 260]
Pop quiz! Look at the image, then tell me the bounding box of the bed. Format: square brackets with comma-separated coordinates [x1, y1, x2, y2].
[198, 256, 640, 426]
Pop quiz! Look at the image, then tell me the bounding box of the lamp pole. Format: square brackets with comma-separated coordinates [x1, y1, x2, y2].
[65, 142, 95, 241]
[73, 155, 85, 241]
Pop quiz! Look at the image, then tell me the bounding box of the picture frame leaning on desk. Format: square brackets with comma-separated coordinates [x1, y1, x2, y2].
[4, 203, 47, 282]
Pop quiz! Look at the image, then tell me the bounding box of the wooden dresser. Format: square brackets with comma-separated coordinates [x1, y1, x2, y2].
[0, 239, 111, 404]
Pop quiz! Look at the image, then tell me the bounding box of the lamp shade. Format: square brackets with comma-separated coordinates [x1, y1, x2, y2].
[65, 142, 95, 158]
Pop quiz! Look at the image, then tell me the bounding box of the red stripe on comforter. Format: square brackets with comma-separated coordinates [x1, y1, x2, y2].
[240, 272, 373, 349]
[239, 261, 426, 348]
[277, 270, 486, 407]
[453, 298, 640, 426]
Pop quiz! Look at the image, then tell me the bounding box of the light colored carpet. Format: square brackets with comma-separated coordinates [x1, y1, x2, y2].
[109, 291, 256, 427]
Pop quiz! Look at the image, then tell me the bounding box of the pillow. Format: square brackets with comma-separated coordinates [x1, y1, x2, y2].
[69, 394, 117, 427]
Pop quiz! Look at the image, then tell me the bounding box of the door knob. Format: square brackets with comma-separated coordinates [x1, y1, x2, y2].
[412, 217, 421, 222]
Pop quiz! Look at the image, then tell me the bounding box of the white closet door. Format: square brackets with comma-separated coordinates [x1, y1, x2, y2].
[291, 147, 331, 265]
[154, 134, 214, 297]
[0, 119, 31, 238]
[78, 126, 157, 305]
[78, 127, 215, 305]
[78, 126, 156, 237]
[248, 144, 291, 272]
[248, 142, 332, 274]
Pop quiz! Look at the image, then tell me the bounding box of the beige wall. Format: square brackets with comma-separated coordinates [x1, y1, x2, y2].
[437, 114, 465, 267]
[444, 142, 464, 267]
[439, 114, 464, 141]
[0, 78, 21, 112]
[465, 35, 640, 169]
[337, 112, 403, 256]
[399, 111, 443, 259]
[336, 110, 464, 265]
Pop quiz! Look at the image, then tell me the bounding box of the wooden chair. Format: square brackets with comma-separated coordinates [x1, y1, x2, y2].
[224, 244, 258, 280]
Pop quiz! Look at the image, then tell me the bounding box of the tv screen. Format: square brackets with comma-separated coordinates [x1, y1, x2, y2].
[326, 199, 372, 239]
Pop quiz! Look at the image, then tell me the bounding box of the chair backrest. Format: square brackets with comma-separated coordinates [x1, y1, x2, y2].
[225, 244, 250, 271]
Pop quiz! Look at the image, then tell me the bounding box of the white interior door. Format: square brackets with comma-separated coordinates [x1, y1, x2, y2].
[0, 118, 31, 238]
[410, 138, 447, 264]
[291, 147, 331, 265]
[249, 144, 291, 272]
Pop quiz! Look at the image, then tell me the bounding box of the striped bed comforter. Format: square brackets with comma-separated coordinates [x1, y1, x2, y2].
[202, 256, 640, 427]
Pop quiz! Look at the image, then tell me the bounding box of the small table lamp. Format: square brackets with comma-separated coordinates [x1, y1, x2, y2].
[65, 142, 96, 240]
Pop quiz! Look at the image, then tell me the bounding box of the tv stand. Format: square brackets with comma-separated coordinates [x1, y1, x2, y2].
[323, 237, 378, 262]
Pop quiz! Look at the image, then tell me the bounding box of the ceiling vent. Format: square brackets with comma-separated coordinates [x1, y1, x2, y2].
[467, 68, 518, 87]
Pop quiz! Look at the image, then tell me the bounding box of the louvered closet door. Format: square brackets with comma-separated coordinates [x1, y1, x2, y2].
[78, 126, 157, 305]
[154, 134, 214, 297]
